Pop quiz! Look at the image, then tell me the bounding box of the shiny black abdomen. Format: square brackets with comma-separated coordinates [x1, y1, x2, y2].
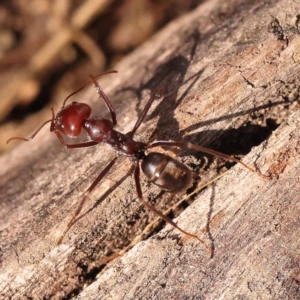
[141, 152, 193, 193]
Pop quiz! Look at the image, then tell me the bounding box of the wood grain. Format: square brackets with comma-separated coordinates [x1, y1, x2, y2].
[0, 0, 299, 298]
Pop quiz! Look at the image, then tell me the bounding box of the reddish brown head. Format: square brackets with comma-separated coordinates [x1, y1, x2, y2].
[51, 102, 91, 137]
[6, 70, 117, 145]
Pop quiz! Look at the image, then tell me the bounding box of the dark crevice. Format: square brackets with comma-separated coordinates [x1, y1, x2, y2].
[62, 288, 80, 300]
[78, 263, 104, 286]
[210, 118, 280, 155]
[61, 263, 112, 299]
[269, 18, 285, 41]
[296, 15, 300, 31]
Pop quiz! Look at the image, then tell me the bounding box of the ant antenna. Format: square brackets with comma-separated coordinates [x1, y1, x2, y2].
[7, 108, 55, 144]
[62, 70, 118, 107]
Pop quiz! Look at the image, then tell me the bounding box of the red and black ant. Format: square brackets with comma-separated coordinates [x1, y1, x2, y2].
[7, 70, 269, 251]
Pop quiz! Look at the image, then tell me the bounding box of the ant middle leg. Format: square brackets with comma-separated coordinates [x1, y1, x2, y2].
[133, 162, 210, 253]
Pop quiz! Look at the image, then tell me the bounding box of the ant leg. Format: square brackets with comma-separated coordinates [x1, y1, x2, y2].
[128, 86, 168, 138]
[54, 131, 99, 149]
[62, 70, 118, 108]
[147, 141, 270, 179]
[89, 75, 117, 126]
[133, 162, 210, 252]
[58, 156, 119, 244]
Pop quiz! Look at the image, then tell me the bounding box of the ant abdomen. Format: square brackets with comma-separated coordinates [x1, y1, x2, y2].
[141, 152, 193, 193]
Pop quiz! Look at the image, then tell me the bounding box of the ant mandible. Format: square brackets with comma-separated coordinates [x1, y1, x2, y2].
[7, 70, 269, 252]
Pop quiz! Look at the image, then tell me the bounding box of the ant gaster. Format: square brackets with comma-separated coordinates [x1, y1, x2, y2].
[7, 70, 269, 251]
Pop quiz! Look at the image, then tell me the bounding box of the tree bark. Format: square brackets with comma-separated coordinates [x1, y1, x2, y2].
[0, 0, 299, 299]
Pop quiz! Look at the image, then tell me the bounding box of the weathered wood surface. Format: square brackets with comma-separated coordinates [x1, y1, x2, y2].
[0, 0, 299, 299]
[80, 111, 300, 300]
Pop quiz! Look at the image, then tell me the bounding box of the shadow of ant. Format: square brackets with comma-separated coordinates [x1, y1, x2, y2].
[114, 29, 203, 141]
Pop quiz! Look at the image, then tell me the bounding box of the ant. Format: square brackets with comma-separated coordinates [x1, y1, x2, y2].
[7, 70, 269, 252]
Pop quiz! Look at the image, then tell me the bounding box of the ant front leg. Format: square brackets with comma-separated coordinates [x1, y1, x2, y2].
[58, 156, 119, 244]
[54, 131, 99, 149]
[62, 70, 118, 125]
[133, 162, 210, 253]
[147, 141, 270, 179]
[89, 74, 117, 126]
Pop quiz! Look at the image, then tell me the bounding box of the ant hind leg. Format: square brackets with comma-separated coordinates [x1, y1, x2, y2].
[133, 162, 210, 253]
[146, 141, 270, 180]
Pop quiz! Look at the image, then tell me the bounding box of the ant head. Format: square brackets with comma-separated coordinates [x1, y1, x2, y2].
[6, 102, 91, 144]
[7, 70, 118, 145]
[51, 102, 91, 137]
